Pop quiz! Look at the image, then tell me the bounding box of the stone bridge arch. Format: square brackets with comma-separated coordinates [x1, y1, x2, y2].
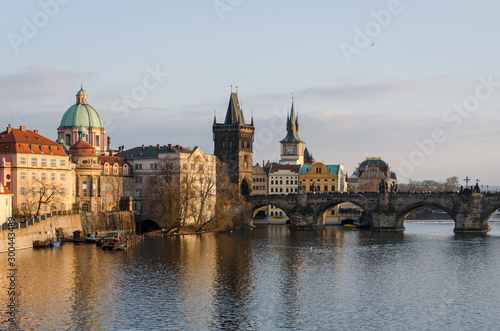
[314, 198, 374, 226]
[479, 195, 500, 224]
[250, 202, 294, 220]
[395, 201, 456, 225]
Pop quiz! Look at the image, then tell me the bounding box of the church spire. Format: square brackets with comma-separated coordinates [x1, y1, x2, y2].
[223, 88, 247, 125]
[280, 94, 302, 143]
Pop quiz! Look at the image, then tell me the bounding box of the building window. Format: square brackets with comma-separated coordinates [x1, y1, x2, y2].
[51, 173, 56, 181]
[83, 177, 88, 197]
[21, 203, 27, 210]
[124, 167, 128, 175]
[20, 187, 26, 195]
[113, 166, 118, 175]
[96, 135, 100, 147]
[32, 172, 37, 180]
[41, 158, 47, 167]
[32, 187, 37, 196]
[61, 203, 66, 210]
[60, 188, 66, 196]
[20, 172, 27, 180]
[105, 167, 109, 174]
[41, 173, 47, 180]
[20, 157, 27, 165]
[270, 188, 274, 193]
[82, 203, 89, 212]
[60, 173, 66, 181]
[60, 160, 66, 167]
[31, 158, 37, 166]
[51, 159, 56, 167]
[65, 134, 71, 145]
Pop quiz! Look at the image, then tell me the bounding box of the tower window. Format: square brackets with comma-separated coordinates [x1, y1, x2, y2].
[96, 135, 100, 147]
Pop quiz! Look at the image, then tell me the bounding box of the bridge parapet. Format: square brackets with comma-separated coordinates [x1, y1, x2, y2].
[246, 192, 499, 232]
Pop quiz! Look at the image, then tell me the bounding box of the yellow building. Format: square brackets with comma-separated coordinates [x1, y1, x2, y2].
[299, 162, 346, 224]
[252, 163, 269, 195]
[299, 162, 345, 193]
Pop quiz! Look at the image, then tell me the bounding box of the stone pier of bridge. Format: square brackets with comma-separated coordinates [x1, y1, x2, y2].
[246, 191, 499, 233]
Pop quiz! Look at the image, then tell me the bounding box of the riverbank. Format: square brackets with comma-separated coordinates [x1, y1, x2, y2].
[0, 211, 135, 253]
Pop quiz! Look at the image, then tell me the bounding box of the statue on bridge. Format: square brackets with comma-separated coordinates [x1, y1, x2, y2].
[379, 180, 390, 193]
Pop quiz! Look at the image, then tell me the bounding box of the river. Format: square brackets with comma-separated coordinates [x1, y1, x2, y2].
[3, 222, 500, 330]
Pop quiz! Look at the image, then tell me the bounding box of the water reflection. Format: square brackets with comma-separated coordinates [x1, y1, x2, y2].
[3, 223, 500, 330]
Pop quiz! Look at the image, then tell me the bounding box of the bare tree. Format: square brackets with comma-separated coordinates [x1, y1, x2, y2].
[445, 176, 459, 192]
[146, 158, 250, 233]
[212, 160, 251, 230]
[20, 179, 65, 216]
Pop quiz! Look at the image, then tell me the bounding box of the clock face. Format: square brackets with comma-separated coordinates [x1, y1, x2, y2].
[287, 147, 293, 154]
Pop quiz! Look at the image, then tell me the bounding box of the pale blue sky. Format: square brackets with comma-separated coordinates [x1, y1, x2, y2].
[1, 0, 500, 185]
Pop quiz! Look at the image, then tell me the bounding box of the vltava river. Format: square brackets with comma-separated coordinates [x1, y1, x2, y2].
[3, 222, 500, 330]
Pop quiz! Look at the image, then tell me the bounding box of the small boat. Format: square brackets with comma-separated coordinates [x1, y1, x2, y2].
[51, 241, 61, 247]
[354, 220, 372, 229]
[344, 224, 357, 228]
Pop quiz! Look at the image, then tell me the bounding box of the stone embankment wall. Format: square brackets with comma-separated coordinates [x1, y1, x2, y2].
[81, 211, 135, 234]
[0, 211, 135, 253]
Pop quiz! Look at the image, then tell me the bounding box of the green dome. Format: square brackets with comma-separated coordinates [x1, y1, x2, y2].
[59, 103, 104, 129]
[76, 88, 87, 96]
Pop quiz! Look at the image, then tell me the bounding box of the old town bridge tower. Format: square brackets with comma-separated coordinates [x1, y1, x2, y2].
[213, 89, 255, 195]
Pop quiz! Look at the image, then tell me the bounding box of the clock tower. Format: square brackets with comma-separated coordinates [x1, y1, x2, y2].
[279, 97, 304, 165]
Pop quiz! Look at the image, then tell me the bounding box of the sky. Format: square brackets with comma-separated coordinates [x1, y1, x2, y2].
[1, 0, 500, 186]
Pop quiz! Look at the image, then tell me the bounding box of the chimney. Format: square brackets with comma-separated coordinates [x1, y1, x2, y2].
[7, 124, 11, 133]
[107, 136, 111, 151]
[156, 144, 160, 150]
[168, 144, 172, 149]
[142, 145, 145, 150]
[20, 126, 26, 132]
[34, 130, 39, 134]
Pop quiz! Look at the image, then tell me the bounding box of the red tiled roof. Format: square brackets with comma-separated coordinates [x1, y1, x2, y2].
[70, 140, 96, 156]
[0, 126, 66, 156]
[0, 183, 13, 195]
[99, 155, 128, 166]
[269, 164, 301, 173]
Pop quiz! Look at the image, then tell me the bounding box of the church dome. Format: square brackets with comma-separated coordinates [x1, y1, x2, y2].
[69, 140, 96, 156]
[58, 88, 104, 129]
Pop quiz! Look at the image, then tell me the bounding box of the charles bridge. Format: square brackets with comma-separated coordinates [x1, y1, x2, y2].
[246, 191, 500, 232]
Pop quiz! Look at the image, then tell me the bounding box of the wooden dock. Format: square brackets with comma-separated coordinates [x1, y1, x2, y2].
[114, 235, 143, 250]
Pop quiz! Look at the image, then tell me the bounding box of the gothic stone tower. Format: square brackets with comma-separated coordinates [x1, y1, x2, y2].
[213, 91, 255, 195]
[279, 97, 304, 165]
